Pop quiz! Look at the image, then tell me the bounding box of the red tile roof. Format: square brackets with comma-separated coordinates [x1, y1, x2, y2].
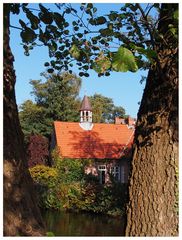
[54, 121, 134, 159]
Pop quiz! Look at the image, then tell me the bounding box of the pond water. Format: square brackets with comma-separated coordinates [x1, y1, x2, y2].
[42, 210, 126, 236]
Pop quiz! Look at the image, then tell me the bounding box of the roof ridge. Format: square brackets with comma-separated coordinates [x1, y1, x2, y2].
[54, 121, 79, 124]
[54, 121, 131, 127]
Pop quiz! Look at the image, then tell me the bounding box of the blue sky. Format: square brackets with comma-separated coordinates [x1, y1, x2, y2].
[10, 3, 149, 118]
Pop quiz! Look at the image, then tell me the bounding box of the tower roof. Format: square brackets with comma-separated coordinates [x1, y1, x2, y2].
[80, 95, 92, 111]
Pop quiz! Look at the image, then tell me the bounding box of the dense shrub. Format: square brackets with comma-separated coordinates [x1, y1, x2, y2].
[93, 183, 129, 216]
[29, 165, 61, 209]
[29, 165, 58, 187]
[56, 158, 85, 183]
[27, 134, 49, 167]
[30, 157, 129, 217]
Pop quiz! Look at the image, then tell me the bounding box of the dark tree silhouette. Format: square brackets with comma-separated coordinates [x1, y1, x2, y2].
[3, 5, 45, 236]
[125, 4, 178, 236]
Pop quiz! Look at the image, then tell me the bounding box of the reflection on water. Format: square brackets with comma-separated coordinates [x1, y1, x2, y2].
[42, 210, 126, 236]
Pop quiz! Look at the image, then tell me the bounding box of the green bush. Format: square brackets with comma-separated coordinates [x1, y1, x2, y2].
[29, 165, 61, 209]
[56, 158, 84, 183]
[29, 165, 58, 188]
[29, 158, 128, 217]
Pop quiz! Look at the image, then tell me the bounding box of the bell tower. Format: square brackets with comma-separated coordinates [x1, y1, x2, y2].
[79, 95, 93, 130]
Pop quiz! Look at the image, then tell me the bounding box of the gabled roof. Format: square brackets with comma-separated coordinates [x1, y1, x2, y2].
[80, 95, 92, 111]
[54, 121, 134, 159]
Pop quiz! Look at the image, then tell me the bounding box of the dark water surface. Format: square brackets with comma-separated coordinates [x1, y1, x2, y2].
[42, 210, 126, 236]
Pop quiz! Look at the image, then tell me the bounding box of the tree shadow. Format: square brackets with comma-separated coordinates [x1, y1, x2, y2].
[69, 130, 131, 159]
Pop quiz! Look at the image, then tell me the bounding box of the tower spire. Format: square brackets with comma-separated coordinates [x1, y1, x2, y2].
[80, 95, 92, 112]
[79, 95, 93, 130]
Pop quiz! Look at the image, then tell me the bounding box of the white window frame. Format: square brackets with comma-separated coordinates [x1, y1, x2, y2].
[98, 165, 106, 184]
[98, 165, 106, 171]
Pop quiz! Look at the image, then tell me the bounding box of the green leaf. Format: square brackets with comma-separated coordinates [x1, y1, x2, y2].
[39, 4, 48, 13]
[79, 72, 84, 77]
[64, 30, 69, 35]
[10, 4, 20, 14]
[77, 33, 83, 38]
[96, 16, 107, 25]
[93, 7, 97, 13]
[92, 55, 111, 73]
[99, 28, 113, 36]
[39, 6, 53, 25]
[47, 68, 54, 73]
[26, 11, 40, 30]
[90, 17, 107, 26]
[87, 3, 93, 9]
[131, 44, 157, 60]
[108, 12, 118, 21]
[55, 51, 62, 58]
[65, 8, 71, 14]
[173, 9, 178, 20]
[48, 41, 57, 53]
[19, 19, 27, 28]
[44, 62, 50, 67]
[53, 12, 65, 28]
[84, 72, 89, 77]
[20, 28, 37, 43]
[169, 27, 177, 36]
[69, 44, 81, 60]
[112, 46, 138, 72]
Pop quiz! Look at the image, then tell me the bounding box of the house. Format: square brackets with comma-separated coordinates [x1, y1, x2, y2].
[51, 95, 135, 184]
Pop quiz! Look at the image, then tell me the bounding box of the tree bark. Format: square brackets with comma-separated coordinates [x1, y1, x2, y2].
[3, 4, 45, 236]
[125, 4, 178, 236]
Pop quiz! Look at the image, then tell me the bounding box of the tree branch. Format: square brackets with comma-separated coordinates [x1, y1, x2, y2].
[136, 3, 155, 49]
[10, 25, 22, 31]
[146, 4, 155, 18]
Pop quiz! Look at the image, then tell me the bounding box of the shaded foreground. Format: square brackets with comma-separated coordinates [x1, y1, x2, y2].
[42, 210, 126, 236]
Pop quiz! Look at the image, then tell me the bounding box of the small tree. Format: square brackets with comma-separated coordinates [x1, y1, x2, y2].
[27, 135, 49, 167]
[19, 100, 48, 138]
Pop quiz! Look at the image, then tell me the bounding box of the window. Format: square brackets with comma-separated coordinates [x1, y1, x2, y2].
[98, 165, 106, 184]
[98, 165, 106, 170]
[110, 166, 120, 182]
[85, 111, 89, 121]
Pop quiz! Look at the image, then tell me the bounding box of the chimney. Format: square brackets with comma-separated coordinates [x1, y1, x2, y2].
[115, 117, 125, 125]
[127, 116, 136, 126]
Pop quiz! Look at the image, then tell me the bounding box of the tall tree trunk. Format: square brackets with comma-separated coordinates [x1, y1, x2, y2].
[3, 4, 45, 236]
[125, 4, 178, 236]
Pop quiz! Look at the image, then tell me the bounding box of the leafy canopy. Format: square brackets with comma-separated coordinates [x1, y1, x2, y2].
[89, 94, 125, 123]
[19, 100, 49, 137]
[19, 72, 82, 137]
[10, 3, 174, 77]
